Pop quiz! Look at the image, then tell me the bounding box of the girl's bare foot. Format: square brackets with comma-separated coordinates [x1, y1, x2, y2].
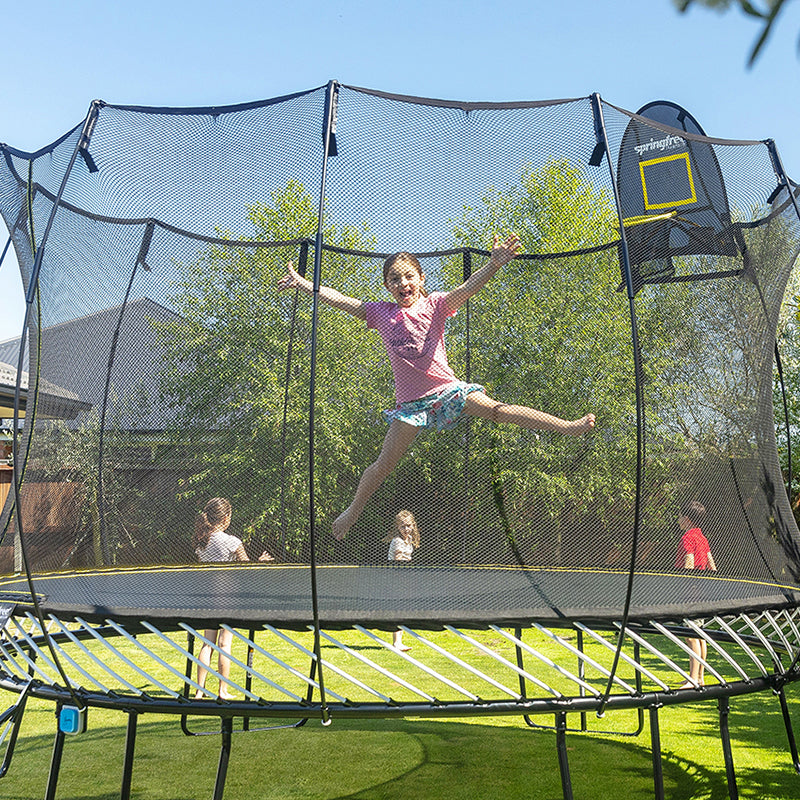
[219, 689, 235, 701]
[332, 509, 355, 540]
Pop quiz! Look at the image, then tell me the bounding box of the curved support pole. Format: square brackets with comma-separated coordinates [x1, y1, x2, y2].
[775, 343, 793, 500]
[96, 232, 148, 565]
[278, 240, 310, 561]
[306, 79, 340, 729]
[589, 93, 647, 714]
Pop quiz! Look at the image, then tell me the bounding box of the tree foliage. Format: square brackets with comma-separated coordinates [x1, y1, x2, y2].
[147, 161, 725, 568]
[20, 410, 146, 568]
[130, 161, 798, 572]
[674, 0, 795, 65]
[155, 181, 383, 560]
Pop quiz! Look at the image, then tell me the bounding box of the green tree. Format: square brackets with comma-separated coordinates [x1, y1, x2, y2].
[152, 162, 787, 572]
[19, 410, 143, 569]
[674, 0, 795, 65]
[155, 181, 382, 560]
[435, 161, 711, 566]
[775, 250, 800, 518]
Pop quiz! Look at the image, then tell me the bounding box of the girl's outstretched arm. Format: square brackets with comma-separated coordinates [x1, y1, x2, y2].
[277, 261, 367, 320]
[445, 234, 521, 313]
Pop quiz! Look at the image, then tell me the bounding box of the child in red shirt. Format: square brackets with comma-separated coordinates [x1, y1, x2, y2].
[677, 501, 717, 688]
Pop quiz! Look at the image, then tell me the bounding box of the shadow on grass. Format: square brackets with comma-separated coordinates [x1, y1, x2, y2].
[2, 714, 716, 800]
[321, 643, 388, 652]
[6, 683, 800, 799]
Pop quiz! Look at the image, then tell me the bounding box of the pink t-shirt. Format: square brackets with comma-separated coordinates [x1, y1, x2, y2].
[676, 527, 711, 570]
[364, 292, 458, 404]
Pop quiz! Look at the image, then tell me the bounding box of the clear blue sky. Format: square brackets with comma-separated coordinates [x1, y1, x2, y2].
[2, 0, 799, 341]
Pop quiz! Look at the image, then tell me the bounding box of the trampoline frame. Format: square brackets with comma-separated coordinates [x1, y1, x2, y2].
[1, 83, 800, 799]
[0, 603, 798, 799]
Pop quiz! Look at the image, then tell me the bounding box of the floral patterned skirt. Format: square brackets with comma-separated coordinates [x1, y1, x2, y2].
[383, 381, 485, 431]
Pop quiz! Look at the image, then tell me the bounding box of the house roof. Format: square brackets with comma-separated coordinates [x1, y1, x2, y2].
[0, 297, 186, 430]
[0, 360, 91, 420]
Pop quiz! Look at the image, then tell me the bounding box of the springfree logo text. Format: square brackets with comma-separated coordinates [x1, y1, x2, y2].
[634, 134, 684, 158]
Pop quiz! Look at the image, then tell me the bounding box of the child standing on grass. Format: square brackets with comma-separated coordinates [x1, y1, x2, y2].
[386, 509, 421, 651]
[277, 234, 596, 540]
[676, 500, 717, 688]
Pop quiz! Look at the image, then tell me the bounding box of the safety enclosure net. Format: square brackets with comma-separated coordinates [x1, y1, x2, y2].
[0, 83, 799, 627]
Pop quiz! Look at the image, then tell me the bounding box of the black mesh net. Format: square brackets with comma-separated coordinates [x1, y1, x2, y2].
[0, 84, 799, 627]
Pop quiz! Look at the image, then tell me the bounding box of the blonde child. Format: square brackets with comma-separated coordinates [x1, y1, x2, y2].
[192, 497, 273, 699]
[386, 510, 420, 651]
[277, 235, 596, 540]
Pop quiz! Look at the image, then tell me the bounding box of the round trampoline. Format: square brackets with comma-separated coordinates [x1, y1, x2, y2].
[1, 82, 800, 799]
[1, 564, 799, 628]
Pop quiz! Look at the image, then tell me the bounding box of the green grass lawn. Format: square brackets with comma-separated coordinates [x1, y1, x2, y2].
[0, 625, 798, 799]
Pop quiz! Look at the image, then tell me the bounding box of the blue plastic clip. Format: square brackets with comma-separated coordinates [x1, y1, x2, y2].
[58, 705, 87, 735]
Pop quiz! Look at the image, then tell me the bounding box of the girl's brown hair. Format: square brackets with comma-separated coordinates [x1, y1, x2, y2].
[192, 497, 232, 550]
[383, 252, 428, 297]
[680, 500, 706, 527]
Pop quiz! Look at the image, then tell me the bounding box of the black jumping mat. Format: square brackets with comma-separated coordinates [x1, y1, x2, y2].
[0, 563, 797, 630]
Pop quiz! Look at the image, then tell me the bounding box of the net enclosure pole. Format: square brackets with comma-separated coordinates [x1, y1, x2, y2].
[307, 79, 340, 725]
[0, 237, 10, 275]
[766, 139, 800, 501]
[766, 139, 800, 227]
[11, 100, 103, 716]
[279, 240, 310, 559]
[463, 248, 472, 561]
[588, 93, 647, 714]
[96, 230, 151, 565]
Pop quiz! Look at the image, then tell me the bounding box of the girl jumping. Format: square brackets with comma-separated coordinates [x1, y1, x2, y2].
[277, 235, 595, 540]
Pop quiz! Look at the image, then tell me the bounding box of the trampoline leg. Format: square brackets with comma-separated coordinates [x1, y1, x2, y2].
[577, 628, 587, 732]
[244, 629, 256, 732]
[213, 717, 233, 800]
[555, 712, 574, 800]
[718, 697, 739, 800]
[44, 724, 65, 800]
[121, 710, 138, 800]
[777, 686, 800, 774]
[649, 706, 665, 800]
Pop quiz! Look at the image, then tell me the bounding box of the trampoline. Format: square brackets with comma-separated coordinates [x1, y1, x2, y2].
[0, 82, 800, 799]
[0, 565, 799, 628]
